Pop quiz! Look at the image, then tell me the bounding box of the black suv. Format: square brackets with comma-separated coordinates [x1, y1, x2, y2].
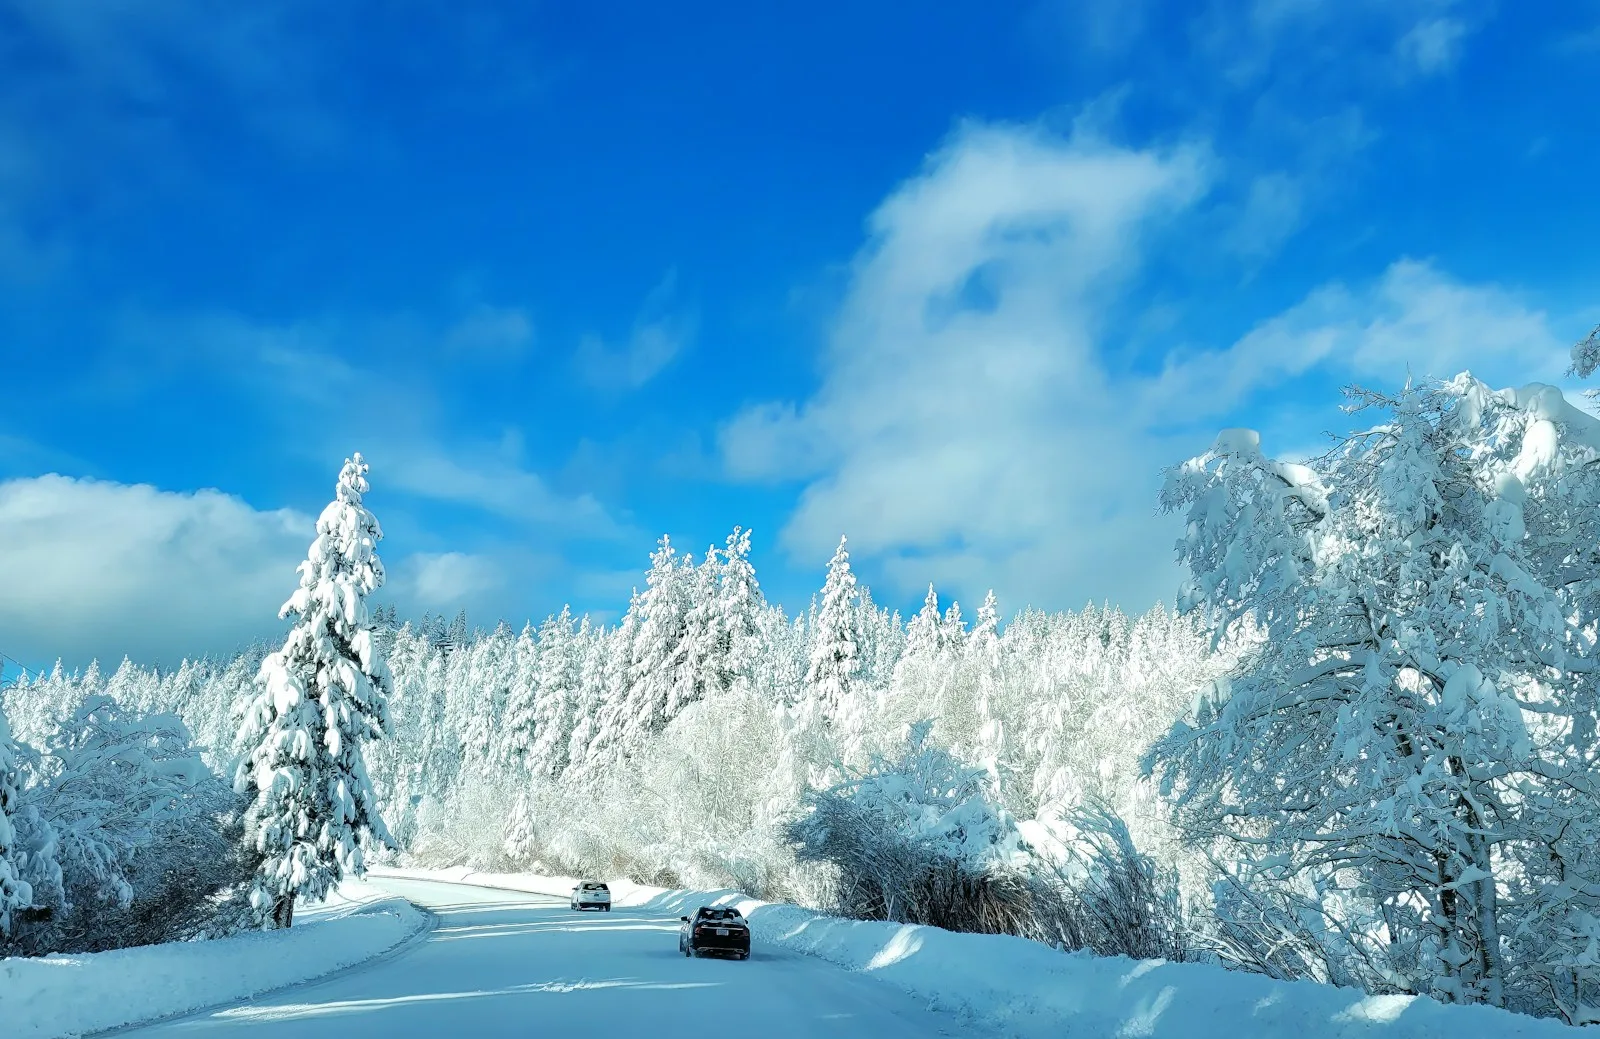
[679, 905, 751, 959]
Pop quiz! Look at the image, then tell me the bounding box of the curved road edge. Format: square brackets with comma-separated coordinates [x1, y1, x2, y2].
[78, 896, 440, 1039]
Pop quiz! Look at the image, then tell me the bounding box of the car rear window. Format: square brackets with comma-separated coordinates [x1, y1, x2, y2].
[583, 882, 607, 890]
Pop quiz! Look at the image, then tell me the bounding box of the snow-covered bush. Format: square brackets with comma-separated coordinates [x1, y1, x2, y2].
[0, 707, 33, 935]
[785, 719, 1035, 935]
[0, 693, 249, 955]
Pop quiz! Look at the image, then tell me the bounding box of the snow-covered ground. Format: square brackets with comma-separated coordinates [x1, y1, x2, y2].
[3, 883, 429, 1039]
[373, 867, 1579, 1039]
[120, 874, 976, 1038]
[7, 868, 1584, 1038]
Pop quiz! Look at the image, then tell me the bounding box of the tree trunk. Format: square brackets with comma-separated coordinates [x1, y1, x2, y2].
[1464, 818, 1505, 1006]
[272, 893, 296, 930]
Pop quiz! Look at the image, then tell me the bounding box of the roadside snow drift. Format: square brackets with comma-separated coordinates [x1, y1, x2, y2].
[2, 881, 428, 1039]
[374, 867, 1577, 1039]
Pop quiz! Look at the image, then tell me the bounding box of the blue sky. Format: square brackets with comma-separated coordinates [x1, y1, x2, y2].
[0, 0, 1596, 670]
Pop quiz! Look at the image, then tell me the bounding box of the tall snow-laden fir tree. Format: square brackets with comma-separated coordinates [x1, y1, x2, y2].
[0, 707, 32, 935]
[969, 590, 1000, 662]
[499, 623, 541, 769]
[566, 618, 603, 770]
[456, 624, 513, 773]
[580, 592, 642, 772]
[1148, 376, 1600, 1013]
[531, 606, 578, 777]
[623, 537, 689, 743]
[502, 789, 537, 862]
[717, 526, 765, 697]
[806, 536, 861, 725]
[234, 452, 395, 929]
[968, 590, 1006, 780]
[897, 585, 942, 682]
[670, 551, 723, 718]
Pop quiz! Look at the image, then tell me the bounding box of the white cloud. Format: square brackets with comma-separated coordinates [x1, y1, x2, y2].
[1396, 17, 1469, 74]
[117, 309, 628, 541]
[1197, 0, 1479, 88]
[720, 120, 1571, 617]
[576, 270, 695, 389]
[718, 122, 1211, 612]
[383, 444, 624, 538]
[1227, 172, 1305, 259]
[445, 305, 534, 359]
[1144, 259, 1567, 418]
[393, 551, 505, 609]
[0, 474, 309, 668]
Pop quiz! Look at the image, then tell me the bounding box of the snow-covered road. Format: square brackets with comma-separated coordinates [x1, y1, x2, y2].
[124, 876, 977, 1038]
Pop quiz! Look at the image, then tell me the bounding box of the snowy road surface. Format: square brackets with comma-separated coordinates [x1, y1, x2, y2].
[125, 876, 978, 1038]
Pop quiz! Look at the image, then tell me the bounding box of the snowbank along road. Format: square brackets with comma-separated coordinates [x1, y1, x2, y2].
[123, 876, 980, 1038]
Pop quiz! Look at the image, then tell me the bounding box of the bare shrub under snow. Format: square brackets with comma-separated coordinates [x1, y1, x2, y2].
[784, 719, 1036, 935]
[1027, 801, 1190, 961]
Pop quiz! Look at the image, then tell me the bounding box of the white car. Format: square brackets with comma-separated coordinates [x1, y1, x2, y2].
[570, 881, 612, 912]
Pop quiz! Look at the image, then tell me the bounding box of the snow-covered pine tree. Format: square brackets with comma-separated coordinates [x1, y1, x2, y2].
[0, 708, 32, 935]
[940, 599, 966, 651]
[233, 452, 395, 929]
[900, 586, 940, 669]
[969, 591, 999, 660]
[459, 624, 514, 773]
[446, 608, 470, 653]
[968, 590, 1006, 780]
[566, 618, 604, 771]
[498, 623, 541, 770]
[805, 536, 861, 725]
[579, 594, 642, 773]
[717, 526, 765, 698]
[877, 585, 942, 740]
[621, 537, 688, 742]
[530, 606, 578, 777]
[502, 789, 537, 863]
[670, 550, 724, 718]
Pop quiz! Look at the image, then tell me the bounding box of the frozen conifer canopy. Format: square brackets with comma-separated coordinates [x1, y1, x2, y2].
[806, 535, 860, 723]
[233, 452, 395, 929]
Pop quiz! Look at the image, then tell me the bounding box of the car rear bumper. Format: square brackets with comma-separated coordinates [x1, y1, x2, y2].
[692, 935, 751, 955]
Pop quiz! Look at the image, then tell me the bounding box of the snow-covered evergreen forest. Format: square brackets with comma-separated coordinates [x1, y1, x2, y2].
[6, 342, 1600, 1025]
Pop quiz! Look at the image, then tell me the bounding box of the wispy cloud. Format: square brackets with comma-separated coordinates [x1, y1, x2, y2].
[575, 270, 696, 390]
[1203, 0, 1480, 85]
[394, 551, 505, 610]
[1396, 16, 1469, 74]
[719, 121, 1211, 610]
[111, 307, 630, 541]
[1226, 171, 1306, 259]
[1555, 21, 1600, 54]
[1143, 258, 1567, 419]
[444, 305, 535, 360]
[719, 120, 1572, 617]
